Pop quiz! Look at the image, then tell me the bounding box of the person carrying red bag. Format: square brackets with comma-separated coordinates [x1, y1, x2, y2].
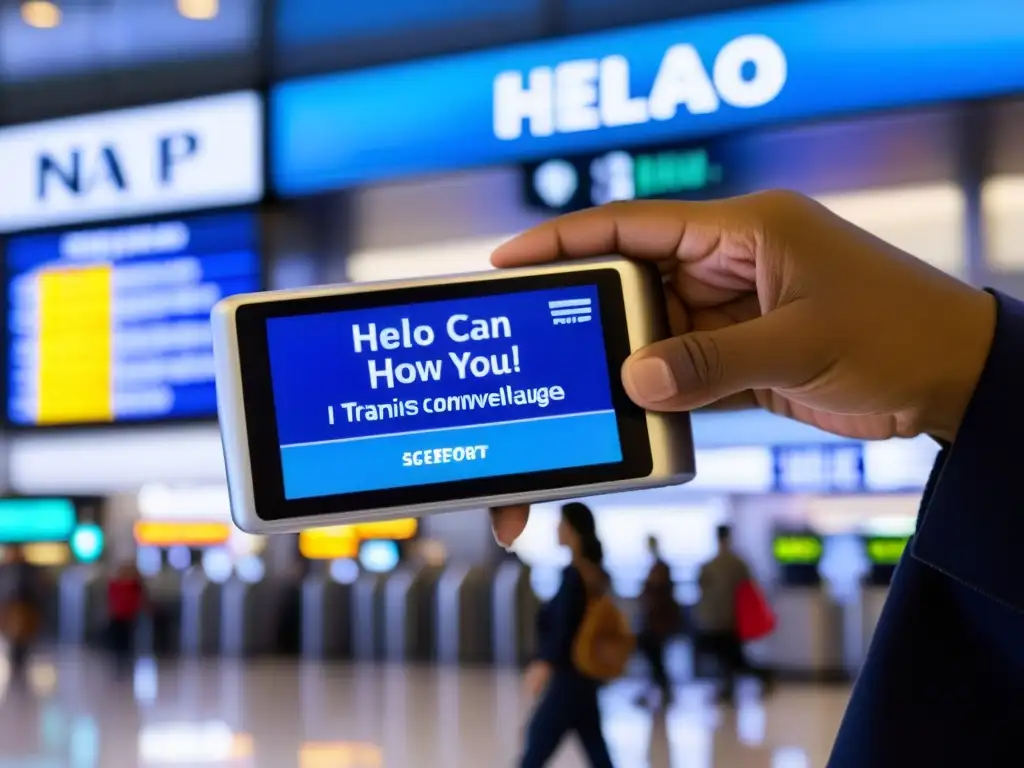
[696, 525, 775, 705]
[106, 562, 147, 677]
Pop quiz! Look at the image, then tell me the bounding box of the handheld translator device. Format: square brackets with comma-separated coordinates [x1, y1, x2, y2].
[212, 256, 695, 533]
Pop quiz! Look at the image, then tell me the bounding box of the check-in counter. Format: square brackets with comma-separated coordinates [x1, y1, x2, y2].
[383, 564, 442, 663]
[180, 566, 222, 657]
[766, 533, 846, 680]
[492, 559, 539, 667]
[352, 571, 387, 662]
[142, 569, 184, 657]
[436, 564, 493, 665]
[58, 565, 107, 647]
[301, 571, 354, 660]
[221, 572, 286, 657]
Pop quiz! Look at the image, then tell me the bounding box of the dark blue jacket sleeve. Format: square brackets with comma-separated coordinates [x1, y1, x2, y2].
[830, 292, 1024, 767]
[536, 565, 587, 666]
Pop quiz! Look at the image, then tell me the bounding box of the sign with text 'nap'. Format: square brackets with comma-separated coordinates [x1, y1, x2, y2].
[0, 91, 264, 233]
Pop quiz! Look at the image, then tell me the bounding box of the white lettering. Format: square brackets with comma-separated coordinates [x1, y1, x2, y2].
[366, 357, 444, 390]
[492, 35, 787, 140]
[352, 323, 379, 354]
[59, 221, 190, 261]
[446, 314, 470, 343]
[554, 60, 601, 134]
[402, 445, 490, 467]
[469, 356, 490, 377]
[449, 350, 470, 379]
[352, 321, 435, 354]
[493, 68, 554, 141]
[412, 323, 434, 346]
[598, 55, 649, 128]
[648, 44, 720, 120]
[379, 327, 401, 349]
[445, 314, 512, 342]
[447, 348, 518, 379]
[713, 34, 787, 108]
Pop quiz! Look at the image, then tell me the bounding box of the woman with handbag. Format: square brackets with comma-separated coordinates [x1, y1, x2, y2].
[518, 502, 630, 768]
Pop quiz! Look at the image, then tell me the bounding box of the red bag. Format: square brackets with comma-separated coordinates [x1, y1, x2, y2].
[108, 579, 143, 621]
[735, 579, 776, 642]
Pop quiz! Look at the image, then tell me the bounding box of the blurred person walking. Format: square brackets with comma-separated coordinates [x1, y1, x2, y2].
[697, 525, 773, 704]
[634, 534, 680, 709]
[106, 562, 147, 677]
[518, 502, 627, 768]
[0, 545, 43, 684]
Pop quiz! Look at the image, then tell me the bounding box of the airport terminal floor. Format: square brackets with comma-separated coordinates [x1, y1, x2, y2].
[0, 650, 849, 768]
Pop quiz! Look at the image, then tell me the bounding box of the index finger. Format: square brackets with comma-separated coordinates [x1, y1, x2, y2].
[490, 199, 735, 269]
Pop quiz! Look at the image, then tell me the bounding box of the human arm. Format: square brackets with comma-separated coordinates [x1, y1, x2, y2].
[828, 291, 1024, 767]
[525, 565, 588, 695]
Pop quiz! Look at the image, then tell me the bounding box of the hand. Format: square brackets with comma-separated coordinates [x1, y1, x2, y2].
[524, 660, 552, 697]
[490, 191, 996, 547]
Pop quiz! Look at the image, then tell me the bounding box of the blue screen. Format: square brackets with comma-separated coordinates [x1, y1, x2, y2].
[271, 0, 1024, 195]
[267, 285, 622, 499]
[5, 211, 260, 425]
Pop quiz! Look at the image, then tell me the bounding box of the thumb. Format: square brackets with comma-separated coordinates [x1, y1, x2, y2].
[621, 303, 824, 411]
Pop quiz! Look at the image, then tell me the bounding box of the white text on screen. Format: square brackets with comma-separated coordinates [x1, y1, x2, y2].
[351, 315, 523, 390]
[402, 445, 490, 467]
[351, 315, 512, 352]
[493, 34, 787, 140]
[329, 385, 567, 425]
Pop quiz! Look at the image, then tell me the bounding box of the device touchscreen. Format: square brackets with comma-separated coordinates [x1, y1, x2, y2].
[265, 283, 631, 501]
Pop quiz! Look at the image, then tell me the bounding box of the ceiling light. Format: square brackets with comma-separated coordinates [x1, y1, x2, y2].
[177, 0, 219, 21]
[21, 0, 61, 29]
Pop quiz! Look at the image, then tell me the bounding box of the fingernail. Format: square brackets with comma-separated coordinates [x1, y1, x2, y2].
[626, 357, 678, 402]
[491, 529, 514, 551]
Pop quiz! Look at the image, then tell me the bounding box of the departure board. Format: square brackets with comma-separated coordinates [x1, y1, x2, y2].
[4, 210, 260, 426]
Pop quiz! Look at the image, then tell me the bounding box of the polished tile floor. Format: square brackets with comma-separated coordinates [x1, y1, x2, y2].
[0, 651, 850, 768]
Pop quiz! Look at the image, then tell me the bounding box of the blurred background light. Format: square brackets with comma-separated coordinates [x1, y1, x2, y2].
[177, 0, 220, 21]
[20, 0, 61, 29]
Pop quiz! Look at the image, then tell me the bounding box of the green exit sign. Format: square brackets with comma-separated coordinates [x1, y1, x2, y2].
[634, 148, 723, 199]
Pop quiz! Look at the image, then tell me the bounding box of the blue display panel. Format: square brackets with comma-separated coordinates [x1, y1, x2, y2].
[271, 0, 1024, 195]
[5, 210, 260, 426]
[772, 444, 865, 494]
[266, 285, 622, 499]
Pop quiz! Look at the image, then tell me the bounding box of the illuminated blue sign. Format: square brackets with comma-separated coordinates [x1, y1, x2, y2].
[271, 0, 1024, 195]
[773, 444, 865, 494]
[5, 210, 261, 426]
